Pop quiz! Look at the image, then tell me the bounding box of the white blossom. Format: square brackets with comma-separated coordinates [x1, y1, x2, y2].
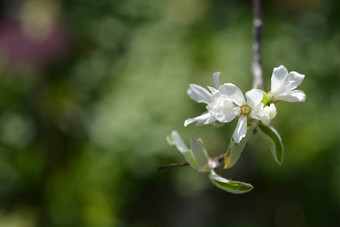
[184, 72, 233, 127]
[218, 84, 269, 143]
[260, 103, 277, 126]
[268, 65, 306, 102]
[185, 72, 270, 143]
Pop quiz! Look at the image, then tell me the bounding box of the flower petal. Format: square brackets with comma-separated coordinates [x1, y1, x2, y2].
[276, 90, 306, 102]
[233, 115, 248, 143]
[268, 103, 277, 119]
[271, 65, 288, 93]
[212, 72, 221, 89]
[204, 115, 217, 125]
[214, 101, 238, 123]
[254, 103, 276, 122]
[250, 103, 269, 120]
[283, 71, 305, 92]
[245, 89, 264, 109]
[184, 112, 211, 127]
[219, 83, 245, 106]
[187, 84, 211, 104]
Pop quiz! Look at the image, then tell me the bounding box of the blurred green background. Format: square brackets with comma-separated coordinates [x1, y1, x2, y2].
[0, 0, 339, 226]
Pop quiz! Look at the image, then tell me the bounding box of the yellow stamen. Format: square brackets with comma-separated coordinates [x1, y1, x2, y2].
[240, 104, 251, 116]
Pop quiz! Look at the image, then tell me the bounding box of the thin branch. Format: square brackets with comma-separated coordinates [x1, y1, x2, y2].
[251, 0, 264, 89]
[158, 162, 189, 170]
[158, 153, 225, 171]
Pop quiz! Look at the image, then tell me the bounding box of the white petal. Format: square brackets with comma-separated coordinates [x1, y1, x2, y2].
[258, 104, 276, 125]
[212, 72, 221, 89]
[216, 111, 237, 123]
[209, 88, 223, 102]
[283, 71, 305, 92]
[245, 89, 264, 109]
[204, 115, 217, 124]
[214, 101, 238, 123]
[187, 84, 211, 104]
[269, 103, 277, 119]
[219, 83, 245, 106]
[233, 115, 248, 143]
[184, 113, 211, 127]
[271, 65, 288, 93]
[276, 90, 306, 102]
[250, 103, 269, 120]
[207, 98, 237, 123]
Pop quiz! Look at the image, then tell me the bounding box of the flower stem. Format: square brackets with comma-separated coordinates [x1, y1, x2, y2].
[251, 0, 264, 90]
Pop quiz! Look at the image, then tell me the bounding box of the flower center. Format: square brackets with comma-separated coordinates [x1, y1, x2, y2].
[240, 104, 252, 116]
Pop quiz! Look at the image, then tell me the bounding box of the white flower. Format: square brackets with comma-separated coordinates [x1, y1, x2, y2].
[259, 103, 277, 126]
[268, 65, 306, 102]
[184, 72, 234, 127]
[218, 84, 269, 143]
[184, 72, 270, 143]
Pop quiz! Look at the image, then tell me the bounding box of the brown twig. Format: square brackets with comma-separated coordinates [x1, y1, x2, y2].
[251, 0, 264, 90]
[158, 162, 190, 170]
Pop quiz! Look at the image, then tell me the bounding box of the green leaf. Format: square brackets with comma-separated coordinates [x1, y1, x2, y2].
[167, 131, 211, 172]
[166, 134, 173, 146]
[209, 171, 253, 194]
[190, 138, 211, 171]
[261, 92, 270, 106]
[224, 124, 255, 169]
[257, 125, 284, 165]
[167, 131, 189, 153]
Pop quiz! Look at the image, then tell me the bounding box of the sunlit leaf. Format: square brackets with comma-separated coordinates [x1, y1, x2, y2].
[224, 124, 255, 169]
[167, 131, 211, 172]
[209, 171, 253, 194]
[167, 131, 189, 153]
[257, 125, 284, 165]
[166, 134, 173, 146]
[190, 138, 211, 171]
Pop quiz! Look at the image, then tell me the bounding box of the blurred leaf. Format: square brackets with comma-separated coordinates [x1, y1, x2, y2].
[190, 138, 210, 171]
[167, 131, 190, 153]
[168, 131, 211, 172]
[257, 124, 284, 165]
[224, 124, 255, 169]
[209, 171, 253, 194]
